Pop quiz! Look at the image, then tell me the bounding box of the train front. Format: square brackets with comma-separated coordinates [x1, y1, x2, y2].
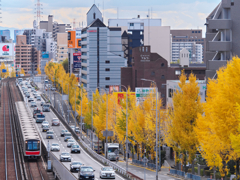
[25, 139, 41, 158]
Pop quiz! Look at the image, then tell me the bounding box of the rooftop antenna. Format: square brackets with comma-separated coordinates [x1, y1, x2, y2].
[34, 0, 43, 26]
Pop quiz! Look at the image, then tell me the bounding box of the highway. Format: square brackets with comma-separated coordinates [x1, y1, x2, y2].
[20, 81, 124, 180]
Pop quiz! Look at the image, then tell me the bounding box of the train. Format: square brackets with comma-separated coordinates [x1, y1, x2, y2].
[15, 101, 42, 158]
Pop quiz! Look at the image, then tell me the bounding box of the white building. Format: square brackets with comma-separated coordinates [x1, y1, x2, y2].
[172, 42, 203, 64]
[108, 18, 171, 66]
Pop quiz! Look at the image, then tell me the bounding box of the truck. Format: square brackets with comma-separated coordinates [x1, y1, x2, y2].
[106, 143, 119, 161]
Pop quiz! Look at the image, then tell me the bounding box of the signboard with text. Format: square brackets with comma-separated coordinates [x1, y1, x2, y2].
[73, 50, 82, 69]
[135, 88, 155, 105]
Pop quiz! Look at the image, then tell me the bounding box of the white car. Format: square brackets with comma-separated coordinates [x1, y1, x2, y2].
[51, 143, 60, 151]
[60, 152, 71, 162]
[67, 139, 76, 148]
[36, 96, 41, 101]
[100, 167, 116, 179]
[42, 121, 49, 128]
[30, 101, 37, 108]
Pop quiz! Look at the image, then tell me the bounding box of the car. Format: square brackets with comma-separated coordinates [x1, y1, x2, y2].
[30, 101, 37, 108]
[33, 107, 41, 118]
[70, 125, 75, 130]
[52, 118, 60, 126]
[78, 166, 95, 180]
[34, 93, 39, 98]
[42, 121, 49, 127]
[31, 88, 35, 92]
[75, 127, 80, 134]
[99, 167, 116, 179]
[25, 82, 28, 85]
[61, 129, 68, 137]
[27, 84, 32, 88]
[25, 92, 30, 98]
[28, 97, 34, 102]
[42, 124, 49, 132]
[26, 78, 29, 81]
[64, 134, 72, 142]
[71, 144, 81, 154]
[46, 130, 54, 139]
[40, 101, 44, 106]
[70, 161, 84, 172]
[51, 143, 60, 151]
[35, 113, 45, 123]
[42, 103, 50, 112]
[67, 139, 76, 148]
[51, 87, 56, 91]
[60, 152, 71, 162]
[36, 95, 41, 101]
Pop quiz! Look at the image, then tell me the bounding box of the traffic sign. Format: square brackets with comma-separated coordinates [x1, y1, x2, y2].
[103, 130, 113, 137]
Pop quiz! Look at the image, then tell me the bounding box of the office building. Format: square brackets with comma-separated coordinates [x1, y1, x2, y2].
[109, 18, 171, 66]
[15, 35, 40, 75]
[14, 30, 24, 43]
[40, 15, 71, 41]
[171, 29, 206, 63]
[81, 4, 127, 96]
[56, 33, 68, 63]
[172, 42, 203, 63]
[121, 46, 206, 106]
[205, 0, 238, 80]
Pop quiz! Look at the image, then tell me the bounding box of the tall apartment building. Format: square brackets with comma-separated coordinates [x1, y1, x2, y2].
[172, 42, 203, 63]
[205, 0, 238, 80]
[81, 5, 126, 96]
[171, 30, 206, 63]
[15, 35, 40, 75]
[109, 18, 171, 66]
[40, 15, 71, 41]
[14, 30, 24, 43]
[56, 33, 68, 62]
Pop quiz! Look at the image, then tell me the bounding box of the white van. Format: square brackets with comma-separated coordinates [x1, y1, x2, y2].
[42, 103, 50, 112]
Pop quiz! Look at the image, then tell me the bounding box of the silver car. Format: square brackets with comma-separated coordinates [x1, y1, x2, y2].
[42, 125, 49, 132]
[61, 129, 68, 137]
[46, 130, 54, 139]
[30, 101, 37, 108]
[51, 143, 60, 151]
[99, 167, 116, 179]
[64, 135, 72, 142]
[42, 103, 50, 112]
[36, 95, 41, 101]
[70, 161, 84, 172]
[60, 152, 71, 162]
[71, 144, 81, 154]
[67, 139, 76, 148]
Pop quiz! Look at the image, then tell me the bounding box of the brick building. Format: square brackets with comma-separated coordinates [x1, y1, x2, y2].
[15, 35, 41, 75]
[121, 46, 206, 106]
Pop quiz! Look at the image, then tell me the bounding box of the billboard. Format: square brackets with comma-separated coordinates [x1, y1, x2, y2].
[0, 43, 14, 56]
[73, 49, 81, 69]
[135, 88, 155, 105]
[113, 92, 135, 105]
[109, 85, 120, 94]
[68, 31, 76, 48]
[42, 52, 49, 59]
[76, 30, 81, 39]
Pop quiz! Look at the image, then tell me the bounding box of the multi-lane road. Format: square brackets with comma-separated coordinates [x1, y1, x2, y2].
[20, 80, 124, 180]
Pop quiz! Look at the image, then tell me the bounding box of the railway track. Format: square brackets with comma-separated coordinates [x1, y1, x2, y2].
[27, 160, 45, 180]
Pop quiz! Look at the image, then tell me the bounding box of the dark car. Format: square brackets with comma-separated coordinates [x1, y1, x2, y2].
[78, 166, 95, 180]
[70, 161, 84, 172]
[33, 107, 41, 118]
[71, 144, 81, 154]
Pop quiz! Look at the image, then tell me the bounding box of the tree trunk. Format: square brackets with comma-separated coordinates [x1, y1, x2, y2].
[236, 159, 239, 180]
[192, 160, 195, 174]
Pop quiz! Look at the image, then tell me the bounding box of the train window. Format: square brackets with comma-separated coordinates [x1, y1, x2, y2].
[26, 140, 40, 151]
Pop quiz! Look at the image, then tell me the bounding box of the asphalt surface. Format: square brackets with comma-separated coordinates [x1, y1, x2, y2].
[34, 79, 177, 180]
[20, 81, 124, 180]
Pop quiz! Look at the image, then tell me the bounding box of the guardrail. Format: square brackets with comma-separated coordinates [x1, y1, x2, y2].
[169, 169, 185, 178]
[132, 159, 161, 171]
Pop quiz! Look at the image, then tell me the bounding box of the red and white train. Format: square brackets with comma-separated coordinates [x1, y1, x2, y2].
[15, 101, 41, 158]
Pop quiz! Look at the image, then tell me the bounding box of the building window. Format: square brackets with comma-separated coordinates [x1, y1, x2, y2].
[93, 13, 96, 19]
[161, 75, 165, 79]
[130, 23, 134, 26]
[105, 77, 110, 80]
[175, 70, 181, 75]
[161, 94, 165, 98]
[168, 88, 173, 98]
[105, 60, 110, 64]
[161, 84, 165, 89]
[198, 31, 200, 33]
[105, 85, 109, 88]
[195, 31, 197, 33]
[105, 68, 110, 71]
[151, 71, 155, 76]
[146, 47, 148, 52]
[142, 47, 144, 52]
[161, 63, 164, 67]
[139, 47, 141, 52]
[192, 31, 194, 33]
[140, 31, 143, 35]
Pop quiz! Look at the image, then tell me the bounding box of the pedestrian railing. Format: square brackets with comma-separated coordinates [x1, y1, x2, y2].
[169, 169, 185, 178]
[132, 159, 161, 171]
[187, 173, 201, 180]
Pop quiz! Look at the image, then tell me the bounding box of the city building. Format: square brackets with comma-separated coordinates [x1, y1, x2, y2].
[0, 42, 15, 71]
[109, 18, 171, 66]
[0, 30, 11, 41]
[80, 4, 127, 97]
[56, 33, 68, 63]
[166, 80, 206, 106]
[171, 29, 206, 63]
[205, 0, 237, 80]
[15, 35, 41, 75]
[40, 15, 71, 41]
[14, 30, 24, 43]
[172, 42, 202, 63]
[121, 46, 206, 106]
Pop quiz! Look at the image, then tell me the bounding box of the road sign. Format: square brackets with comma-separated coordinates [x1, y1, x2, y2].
[103, 130, 113, 137]
[135, 87, 155, 105]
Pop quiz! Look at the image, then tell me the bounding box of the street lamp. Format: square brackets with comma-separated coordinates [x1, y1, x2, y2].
[141, 78, 159, 180]
[57, 79, 64, 118]
[120, 85, 129, 172]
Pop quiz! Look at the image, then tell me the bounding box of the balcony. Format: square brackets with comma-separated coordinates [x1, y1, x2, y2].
[208, 41, 232, 51]
[207, 60, 227, 70]
[208, 19, 232, 30]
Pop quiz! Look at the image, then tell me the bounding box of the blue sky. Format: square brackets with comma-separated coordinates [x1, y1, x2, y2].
[1, 0, 220, 38]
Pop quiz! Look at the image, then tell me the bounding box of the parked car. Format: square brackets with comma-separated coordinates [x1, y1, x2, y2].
[51, 143, 60, 151]
[71, 144, 81, 154]
[67, 139, 76, 148]
[70, 161, 84, 172]
[46, 130, 54, 139]
[99, 167, 116, 179]
[61, 129, 68, 137]
[52, 118, 60, 126]
[35, 113, 45, 123]
[60, 152, 71, 162]
[33, 107, 41, 118]
[78, 167, 95, 180]
[30, 101, 37, 108]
